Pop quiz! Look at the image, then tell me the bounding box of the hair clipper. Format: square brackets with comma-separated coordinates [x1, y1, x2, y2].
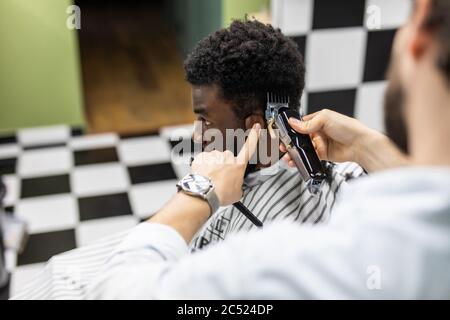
[265, 93, 327, 194]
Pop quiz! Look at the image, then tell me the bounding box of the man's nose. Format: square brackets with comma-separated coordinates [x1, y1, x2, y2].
[192, 121, 203, 143]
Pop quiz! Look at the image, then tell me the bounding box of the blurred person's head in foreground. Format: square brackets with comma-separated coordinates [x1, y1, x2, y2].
[384, 0, 450, 158]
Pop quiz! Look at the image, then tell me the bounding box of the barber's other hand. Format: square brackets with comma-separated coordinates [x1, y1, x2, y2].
[191, 124, 261, 206]
[280, 109, 384, 167]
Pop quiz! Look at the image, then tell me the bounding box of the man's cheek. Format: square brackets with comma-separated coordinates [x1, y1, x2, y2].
[225, 128, 249, 156]
[392, 26, 413, 84]
[202, 128, 225, 151]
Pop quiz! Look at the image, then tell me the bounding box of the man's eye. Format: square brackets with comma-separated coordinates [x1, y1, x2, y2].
[197, 115, 212, 127]
[199, 117, 211, 126]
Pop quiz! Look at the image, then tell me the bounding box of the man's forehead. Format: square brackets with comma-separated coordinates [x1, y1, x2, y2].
[192, 87, 204, 99]
[192, 86, 221, 113]
[192, 85, 220, 100]
[191, 85, 237, 120]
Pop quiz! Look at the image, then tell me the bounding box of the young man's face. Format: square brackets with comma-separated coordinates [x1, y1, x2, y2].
[190, 84, 276, 171]
[191, 84, 244, 152]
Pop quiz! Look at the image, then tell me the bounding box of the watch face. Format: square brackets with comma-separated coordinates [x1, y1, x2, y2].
[181, 174, 211, 194]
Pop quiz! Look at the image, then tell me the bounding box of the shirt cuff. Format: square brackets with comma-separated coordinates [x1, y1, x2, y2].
[114, 222, 189, 261]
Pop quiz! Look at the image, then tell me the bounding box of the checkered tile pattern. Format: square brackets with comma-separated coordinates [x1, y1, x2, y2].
[0, 124, 193, 296]
[272, 0, 413, 132]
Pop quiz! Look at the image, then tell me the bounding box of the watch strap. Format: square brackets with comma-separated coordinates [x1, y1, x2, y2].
[204, 186, 220, 215]
[176, 174, 220, 216]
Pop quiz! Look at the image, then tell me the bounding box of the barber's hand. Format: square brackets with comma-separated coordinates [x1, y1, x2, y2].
[280, 109, 385, 168]
[191, 124, 261, 206]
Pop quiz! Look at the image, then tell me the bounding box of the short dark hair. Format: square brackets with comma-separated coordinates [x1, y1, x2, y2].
[184, 19, 305, 117]
[424, 0, 450, 83]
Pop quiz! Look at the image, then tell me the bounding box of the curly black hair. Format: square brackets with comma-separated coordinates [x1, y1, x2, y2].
[184, 19, 305, 118]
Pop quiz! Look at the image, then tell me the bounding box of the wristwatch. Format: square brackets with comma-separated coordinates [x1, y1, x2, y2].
[176, 174, 220, 215]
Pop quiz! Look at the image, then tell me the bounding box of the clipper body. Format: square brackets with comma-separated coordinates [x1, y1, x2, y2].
[266, 93, 327, 194]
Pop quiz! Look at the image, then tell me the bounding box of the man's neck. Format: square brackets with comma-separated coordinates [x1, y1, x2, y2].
[408, 67, 450, 166]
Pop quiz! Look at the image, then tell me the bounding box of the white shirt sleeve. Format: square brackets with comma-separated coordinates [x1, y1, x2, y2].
[86, 222, 261, 299]
[86, 220, 364, 300]
[86, 167, 450, 300]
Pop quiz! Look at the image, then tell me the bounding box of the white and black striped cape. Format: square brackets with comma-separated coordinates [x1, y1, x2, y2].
[190, 161, 364, 251]
[11, 162, 364, 300]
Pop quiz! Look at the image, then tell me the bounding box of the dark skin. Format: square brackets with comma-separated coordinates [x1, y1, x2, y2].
[192, 84, 278, 170]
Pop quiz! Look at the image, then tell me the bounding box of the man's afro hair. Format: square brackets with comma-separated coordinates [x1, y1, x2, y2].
[184, 19, 305, 117]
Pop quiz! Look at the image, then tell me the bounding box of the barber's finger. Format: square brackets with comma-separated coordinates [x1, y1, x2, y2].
[280, 150, 296, 168]
[288, 160, 295, 168]
[280, 143, 287, 153]
[312, 133, 328, 159]
[288, 114, 325, 134]
[301, 111, 321, 121]
[311, 138, 317, 150]
[237, 123, 261, 165]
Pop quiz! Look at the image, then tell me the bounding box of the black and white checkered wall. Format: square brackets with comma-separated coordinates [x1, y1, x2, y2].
[0, 124, 193, 296]
[272, 0, 413, 132]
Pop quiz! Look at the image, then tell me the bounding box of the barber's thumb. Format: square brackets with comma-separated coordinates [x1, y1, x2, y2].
[288, 117, 315, 133]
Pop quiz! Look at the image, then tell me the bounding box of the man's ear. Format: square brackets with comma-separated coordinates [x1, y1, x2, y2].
[244, 114, 265, 130]
[410, 0, 434, 60]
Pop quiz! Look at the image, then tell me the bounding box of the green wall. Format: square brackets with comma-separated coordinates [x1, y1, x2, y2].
[222, 0, 270, 26]
[166, 0, 222, 56]
[167, 0, 270, 56]
[0, 0, 85, 133]
[0, 0, 269, 133]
